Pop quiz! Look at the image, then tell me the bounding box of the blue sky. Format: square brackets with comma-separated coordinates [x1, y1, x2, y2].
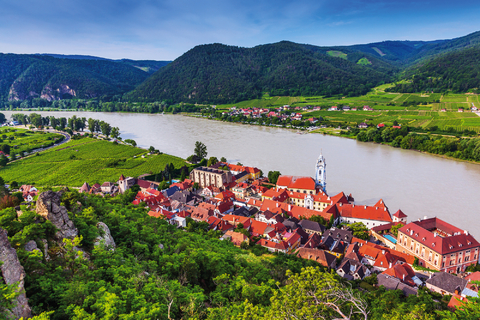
[1, 0, 480, 60]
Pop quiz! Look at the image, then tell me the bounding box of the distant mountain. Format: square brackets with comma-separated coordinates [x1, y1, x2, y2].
[38, 54, 171, 74]
[0, 54, 170, 101]
[125, 41, 396, 104]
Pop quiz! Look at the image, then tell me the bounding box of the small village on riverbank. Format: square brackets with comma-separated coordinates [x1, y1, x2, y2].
[44, 151, 480, 310]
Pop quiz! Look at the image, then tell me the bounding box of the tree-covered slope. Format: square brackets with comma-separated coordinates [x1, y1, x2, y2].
[386, 47, 480, 93]
[125, 41, 396, 104]
[0, 54, 155, 101]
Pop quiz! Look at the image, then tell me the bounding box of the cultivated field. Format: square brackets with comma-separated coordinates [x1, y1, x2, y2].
[0, 128, 64, 155]
[215, 88, 480, 132]
[0, 137, 188, 186]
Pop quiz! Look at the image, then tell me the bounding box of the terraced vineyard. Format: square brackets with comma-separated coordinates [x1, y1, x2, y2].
[215, 88, 480, 132]
[0, 128, 64, 155]
[0, 137, 188, 186]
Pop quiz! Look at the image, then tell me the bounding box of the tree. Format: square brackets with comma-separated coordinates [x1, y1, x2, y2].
[124, 139, 137, 147]
[194, 141, 207, 159]
[87, 118, 97, 133]
[267, 171, 281, 185]
[100, 121, 112, 137]
[266, 267, 368, 320]
[345, 222, 369, 240]
[220, 157, 227, 162]
[111, 127, 120, 139]
[391, 223, 404, 237]
[207, 157, 218, 167]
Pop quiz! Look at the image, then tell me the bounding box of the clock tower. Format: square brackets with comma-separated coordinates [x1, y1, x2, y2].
[315, 153, 326, 194]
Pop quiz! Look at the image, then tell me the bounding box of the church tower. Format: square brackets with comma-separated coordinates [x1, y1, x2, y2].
[315, 153, 326, 194]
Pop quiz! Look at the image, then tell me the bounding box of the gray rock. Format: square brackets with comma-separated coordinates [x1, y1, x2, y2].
[0, 228, 32, 319]
[41, 239, 50, 261]
[24, 240, 37, 252]
[94, 222, 116, 249]
[36, 190, 78, 241]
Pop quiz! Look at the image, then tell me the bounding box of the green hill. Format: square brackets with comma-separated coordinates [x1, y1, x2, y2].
[125, 41, 396, 104]
[386, 47, 480, 93]
[0, 54, 165, 101]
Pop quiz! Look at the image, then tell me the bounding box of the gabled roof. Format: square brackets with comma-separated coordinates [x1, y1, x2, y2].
[426, 272, 468, 294]
[297, 248, 337, 268]
[399, 218, 480, 255]
[299, 220, 325, 233]
[337, 203, 392, 222]
[276, 175, 316, 190]
[382, 264, 417, 287]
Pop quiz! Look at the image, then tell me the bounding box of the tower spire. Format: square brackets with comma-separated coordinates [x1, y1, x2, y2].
[315, 152, 326, 194]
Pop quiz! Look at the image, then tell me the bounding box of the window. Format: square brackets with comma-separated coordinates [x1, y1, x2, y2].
[458, 258, 462, 264]
[442, 262, 445, 267]
[465, 256, 470, 262]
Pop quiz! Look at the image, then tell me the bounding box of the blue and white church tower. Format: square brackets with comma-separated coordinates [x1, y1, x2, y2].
[315, 152, 327, 194]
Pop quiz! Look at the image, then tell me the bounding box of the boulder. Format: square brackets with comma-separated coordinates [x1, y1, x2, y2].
[24, 240, 37, 252]
[41, 239, 50, 261]
[36, 190, 78, 241]
[94, 222, 116, 249]
[0, 228, 32, 319]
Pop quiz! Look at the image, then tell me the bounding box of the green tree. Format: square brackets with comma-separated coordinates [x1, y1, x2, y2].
[100, 121, 112, 137]
[207, 157, 218, 167]
[267, 171, 281, 185]
[110, 127, 120, 139]
[194, 141, 207, 159]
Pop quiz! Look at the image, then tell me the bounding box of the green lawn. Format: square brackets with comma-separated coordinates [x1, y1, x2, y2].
[0, 137, 188, 187]
[327, 50, 348, 59]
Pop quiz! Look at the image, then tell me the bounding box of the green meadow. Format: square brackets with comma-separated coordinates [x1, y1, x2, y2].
[0, 137, 188, 186]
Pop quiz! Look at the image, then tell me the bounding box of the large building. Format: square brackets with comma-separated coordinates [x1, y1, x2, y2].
[396, 217, 480, 273]
[189, 167, 233, 188]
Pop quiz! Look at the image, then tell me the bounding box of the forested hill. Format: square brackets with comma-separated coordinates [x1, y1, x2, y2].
[0, 54, 166, 102]
[386, 47, 480, 93]
[125, 41, 396, 104]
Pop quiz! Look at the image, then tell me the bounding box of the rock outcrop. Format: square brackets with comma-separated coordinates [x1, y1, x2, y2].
[94, 222, 116, 249]
[36, 191, 78, 241]
[24, 240, 38, 252]
[0, 228, 32, 319]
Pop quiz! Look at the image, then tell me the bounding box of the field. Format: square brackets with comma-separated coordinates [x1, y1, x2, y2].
[215, 87, 480, 133]
[0, 137, 188, 186]
[0, 128, 64, 155]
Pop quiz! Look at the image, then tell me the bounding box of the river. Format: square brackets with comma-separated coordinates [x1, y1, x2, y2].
[5, 111, 480, 237]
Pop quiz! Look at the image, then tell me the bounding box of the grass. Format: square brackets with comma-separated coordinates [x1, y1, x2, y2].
[327, 50, 348, 60]
[356, 57, 372, 65]
[0, 137, 189, 187]
[0, 128, 64, 155]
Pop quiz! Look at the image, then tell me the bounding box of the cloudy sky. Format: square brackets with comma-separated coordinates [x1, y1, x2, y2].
[1, 0, 480, 60]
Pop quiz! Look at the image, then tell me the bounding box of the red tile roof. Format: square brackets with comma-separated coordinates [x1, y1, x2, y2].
[276, 176, 316, 190]
[399, 218, 480, 255]
[337, 203, 392, 222]
[393, 209, 407, 218]
[382, 264, 417, 286]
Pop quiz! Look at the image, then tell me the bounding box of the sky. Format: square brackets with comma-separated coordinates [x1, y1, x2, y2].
[1, 0, 480, 60]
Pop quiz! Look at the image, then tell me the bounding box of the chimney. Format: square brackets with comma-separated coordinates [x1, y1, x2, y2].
[402, 274, 405, 281]
[424, 216, 427, 220]
[288, 205, 291, 211]
[364, 205, 367, 209]
[389, 262, 392, 268]
[376, 207, 378, 210]
[382, 250, 385, 254]
[464, 230, 469, 235]
[352, 204, 355, 208]
[276, 203, 279, 208]
[434, 233, 437, 237]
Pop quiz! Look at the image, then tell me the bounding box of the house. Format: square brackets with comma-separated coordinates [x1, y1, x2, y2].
[363, 105, 373, 111]
[458, 108, 464, 113]
[358, 123, 368, 129]
[337, 258, 370, 280]
[377, 123, 385, 128]
[377, 274, 418, 296]
[201, 185, 221, 197]
[392, 209, 408, 223]
[137, 179, 158, 191]
[79, 182, 91, 193]
[304, 233, 322, 249]
[319, 235, 347, 258]
[337, 200, 393, 228]
[276, 175, 317, 194]
[101, 182, 115, 194]
[190, 166, 233, 188]
[298, 220, 325, 235]
[426, 272, 468, 295]
[118, 174, 136, 193]
[396, 217, 480, 273]
[297, 248, 337, 268]
[223, 230, 249, 247]
[382, 264, 422, 287]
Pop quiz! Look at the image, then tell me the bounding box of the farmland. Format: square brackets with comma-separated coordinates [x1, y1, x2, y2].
[215, 87, 480, 133]
[0, 128, 64, 155]
[0, 137, 188, 186]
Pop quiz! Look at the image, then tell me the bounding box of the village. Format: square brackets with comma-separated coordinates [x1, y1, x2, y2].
[19, 152, 480, 310]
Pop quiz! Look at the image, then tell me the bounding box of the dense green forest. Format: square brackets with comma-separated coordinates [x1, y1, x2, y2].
[0, 54, 160, 102]
[125, 42, 396, 104]
[1, 190, 478, 319]
[386, 47, 480, 93]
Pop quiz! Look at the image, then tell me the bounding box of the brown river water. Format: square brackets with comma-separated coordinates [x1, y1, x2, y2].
[5, 111, 480, 237]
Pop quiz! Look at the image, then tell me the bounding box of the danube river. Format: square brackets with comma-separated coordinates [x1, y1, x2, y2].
[5, 111, 480, 236]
